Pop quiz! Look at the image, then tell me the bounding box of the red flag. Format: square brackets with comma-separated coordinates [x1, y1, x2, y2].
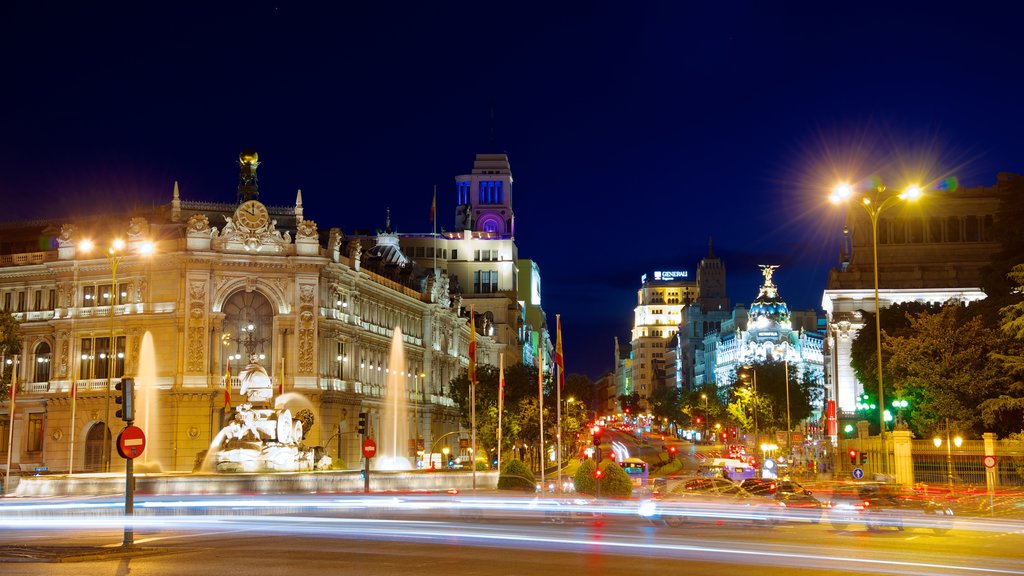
[224, 363, 232, 408]
[554, 314, 564, 390]
[468, 307, 477, 383]
[430, 189, 437, 226]
[498, 353, 505, 410]
[69, 380, 77, 400]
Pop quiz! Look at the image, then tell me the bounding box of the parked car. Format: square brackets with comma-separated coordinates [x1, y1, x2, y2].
[827, 483, 954, 534]
[740, 478, 823, 523]
[642, 477, 784, 528]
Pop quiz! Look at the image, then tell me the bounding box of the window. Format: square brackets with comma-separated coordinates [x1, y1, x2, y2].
[947, 216, 961, 242]
[983, 215, 994, 241]
[877, 218, 890, 244]
[478, 180, 504, 204]
[892, 219, 906, 243]
[79, 336, 126, 379]
[965, 215, 980, 241]
[83, 286, 95, 307]
[452, 249, 457, 259]
[27, 413, 44, 452]
[17, 292, 25, 312]
[928, 217, 942, 243]
[33, 342, 51, 383]
[2, 293, 8, 311]
[48, 289, 55, 310]
[98, 284, 112, 306]
[118, 282, 129, 304]
[457, 181, 471, 205]
[34, 290, 41, 311]
[908, 218, 923, 243]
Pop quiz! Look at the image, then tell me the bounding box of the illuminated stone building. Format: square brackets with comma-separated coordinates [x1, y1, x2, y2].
[821, 174, 1018, 414]
[629, 270, 697, 407]
[401, 153, 553, 371]
[0, 152, 492, 477]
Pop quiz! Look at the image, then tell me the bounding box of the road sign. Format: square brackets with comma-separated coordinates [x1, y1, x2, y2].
[852, 467, 864, 480]
[362, 438, 377, 459]
[116, 425, 146, 459]
[984, 455, 998, 469]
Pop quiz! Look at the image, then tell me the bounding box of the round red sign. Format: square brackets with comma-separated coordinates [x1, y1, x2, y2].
[117, 425, 147, 460]
[984, 455, 998, 469]
[362, 438, 377, 459]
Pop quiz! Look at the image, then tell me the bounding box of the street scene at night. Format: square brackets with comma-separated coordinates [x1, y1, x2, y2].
[2, 2, 1024, 574]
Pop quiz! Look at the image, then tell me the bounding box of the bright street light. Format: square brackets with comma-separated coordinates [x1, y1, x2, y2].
[830, 181, 923, 477]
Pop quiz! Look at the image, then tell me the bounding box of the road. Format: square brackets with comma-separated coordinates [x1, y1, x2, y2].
[3, 493, 1024, 575]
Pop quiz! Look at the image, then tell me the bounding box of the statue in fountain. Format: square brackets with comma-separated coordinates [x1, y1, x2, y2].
[206, 351, 330, 472]
[239, 353, 274, 405]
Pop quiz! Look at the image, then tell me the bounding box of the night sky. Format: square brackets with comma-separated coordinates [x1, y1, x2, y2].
[3, 2, 1023, 378]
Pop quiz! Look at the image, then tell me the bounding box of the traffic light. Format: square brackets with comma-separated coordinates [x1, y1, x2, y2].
[848, 449, 858, 465]
[594, 466, 604, 480]
[860, 451, 869, 465]
[592, 426, 601, 446]
[357, 412, 368, 436]
[669, 446, 677, 457]
[115, 377, 134, 422]
[695, 417, 702, 424]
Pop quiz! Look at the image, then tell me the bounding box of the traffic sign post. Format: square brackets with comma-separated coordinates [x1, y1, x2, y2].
[852, 467, 864, 480]
[362, 438, 376, 493]
[116, 424, 145, 548]
[983, 455, 997, 469]
[984, 455, 998, 516]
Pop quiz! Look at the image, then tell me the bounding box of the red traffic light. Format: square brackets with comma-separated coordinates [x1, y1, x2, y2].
[848, 449, 858, 464]
[669, 446, 677, 454]
[594, 467, 604, 479]
[695, 417, 702, 424]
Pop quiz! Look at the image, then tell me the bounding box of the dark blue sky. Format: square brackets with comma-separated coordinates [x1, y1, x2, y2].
[2, 2, 1023, 377]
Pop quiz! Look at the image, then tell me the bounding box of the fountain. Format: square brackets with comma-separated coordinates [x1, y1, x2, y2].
[137, 331, 161, 470]
[205, 354, 331, 472]
[373, 327, 412, 470]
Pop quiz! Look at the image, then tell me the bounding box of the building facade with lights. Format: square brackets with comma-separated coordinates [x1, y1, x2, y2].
[0, 152, 494, 476]
[699, 267, 826, 422]
[821, 174, 1018, 415]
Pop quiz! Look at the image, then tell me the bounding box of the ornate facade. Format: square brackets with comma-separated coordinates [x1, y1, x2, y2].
[0, 152, 493, 476]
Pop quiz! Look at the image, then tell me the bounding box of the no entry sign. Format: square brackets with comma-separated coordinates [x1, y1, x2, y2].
[362, 438, 377, 459]
[984, 455, 998, 469]
[117, 425, 146, 459]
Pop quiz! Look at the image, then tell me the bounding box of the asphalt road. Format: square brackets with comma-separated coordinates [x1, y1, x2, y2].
[3, 494, 1024, 576]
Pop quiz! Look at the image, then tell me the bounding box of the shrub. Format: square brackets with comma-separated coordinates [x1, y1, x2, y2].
[574, 458, 598, 495]
[599, 460, 634, 498]
[497, 458, 536, 492]
[573, 459, 634, 497]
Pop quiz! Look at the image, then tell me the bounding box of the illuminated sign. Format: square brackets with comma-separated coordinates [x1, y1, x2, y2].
[757, 331, 780, 338]
[653, 270, 688, 281]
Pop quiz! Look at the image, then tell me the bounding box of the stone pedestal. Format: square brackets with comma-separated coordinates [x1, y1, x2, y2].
[891, 428, 914, 486]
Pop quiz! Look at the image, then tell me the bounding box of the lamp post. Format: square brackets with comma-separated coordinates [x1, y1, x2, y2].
[740, 365, 758, 445]
[933, 419, 962, 493]
[701, 393, 708, 445]
[80, 238, 154, 472]
[830, 182, 922, 477]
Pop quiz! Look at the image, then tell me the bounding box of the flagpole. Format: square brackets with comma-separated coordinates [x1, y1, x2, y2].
[468, 306, 477, 491]
[538, 345, 545, 490]
[69, 369, 78, 475]
[497, 352, 504, 473]
[556, 358, 562, 492]
[432, 185, 437, 274]
[5, 355, 18, 495]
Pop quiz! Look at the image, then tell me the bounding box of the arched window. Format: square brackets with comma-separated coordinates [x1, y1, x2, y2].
[965, 215, 980, 241]
[222, 290, 275, 371]
[84, 422, 110, 472]
[33, 341, 51, 383]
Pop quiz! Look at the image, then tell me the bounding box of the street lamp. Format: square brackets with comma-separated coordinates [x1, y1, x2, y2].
[701, 393, 708, 445]
[739, 365, 758, 444]
[933, 418, 962, 492]
[830, 181, 922, 477]
[80, 237, 154, 472]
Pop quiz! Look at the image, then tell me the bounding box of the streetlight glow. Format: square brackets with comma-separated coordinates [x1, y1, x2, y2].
[79, 239, 95, 252]
[900, 185, 922, 200]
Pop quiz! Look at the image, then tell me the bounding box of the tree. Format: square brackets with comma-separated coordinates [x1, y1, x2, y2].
[648, 385, 683, 423]
[728, 362, 820, 436]
[885, 304, 1013, 437]
[618, 392, 641, 415]
[0, 310, 20, 401]
[979, 264, 1024, 434]
[497, 458, 536, 491]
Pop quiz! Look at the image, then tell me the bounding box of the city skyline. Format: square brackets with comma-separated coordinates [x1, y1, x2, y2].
[3, 3, 1024, 377]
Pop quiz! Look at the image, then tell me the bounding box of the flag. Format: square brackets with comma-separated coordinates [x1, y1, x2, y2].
[554, 314, 564, 390]
[430, 188, 437, 226]
[468, 307, 477, 384]
[498, 353, 505, 417]
[69, 380, 77, 400]
[224, 362, 232, 408]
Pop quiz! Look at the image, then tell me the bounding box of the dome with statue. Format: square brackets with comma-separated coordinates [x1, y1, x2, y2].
[749, 265, 791, 328]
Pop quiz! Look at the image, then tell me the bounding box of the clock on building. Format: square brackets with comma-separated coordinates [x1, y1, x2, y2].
[236, 200, 269, 230]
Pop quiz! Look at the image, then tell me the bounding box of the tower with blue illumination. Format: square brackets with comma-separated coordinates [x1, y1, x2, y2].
[454, 154, 515, 238]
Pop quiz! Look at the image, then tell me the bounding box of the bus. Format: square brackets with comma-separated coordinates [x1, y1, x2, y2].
[620, 457, 649, 490]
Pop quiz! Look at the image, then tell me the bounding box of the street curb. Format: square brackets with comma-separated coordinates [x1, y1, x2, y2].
[0, 546, 168, 563]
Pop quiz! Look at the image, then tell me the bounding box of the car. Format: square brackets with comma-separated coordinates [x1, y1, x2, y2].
[740, 478, 823, 523]
[642, 477, 785, 528]
[827, 483, 954, 534]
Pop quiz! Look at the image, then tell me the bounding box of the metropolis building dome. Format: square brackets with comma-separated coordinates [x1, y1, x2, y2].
[749, 265, 792, 329]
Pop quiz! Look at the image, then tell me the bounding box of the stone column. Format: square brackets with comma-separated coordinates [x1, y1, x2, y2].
[891, 428, 914, 486]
